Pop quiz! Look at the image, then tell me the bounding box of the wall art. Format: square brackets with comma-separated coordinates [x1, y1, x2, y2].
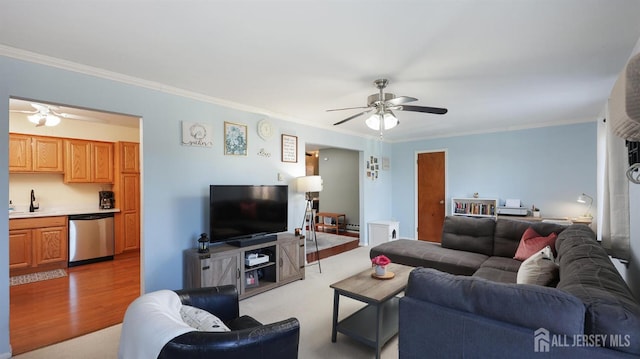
[224, 121, 248, 156]
[181, 121, 213, 147]
[281, 134, 298, 163]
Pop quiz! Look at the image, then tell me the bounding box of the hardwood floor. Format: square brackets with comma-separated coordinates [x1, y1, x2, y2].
[9, 251, 140, 355]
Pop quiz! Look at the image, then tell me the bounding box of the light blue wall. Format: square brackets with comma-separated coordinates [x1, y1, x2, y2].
[391, 123, 597, 238]
[0, 55, 393, 356]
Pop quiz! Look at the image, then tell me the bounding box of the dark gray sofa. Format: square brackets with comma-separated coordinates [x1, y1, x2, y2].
[370, 216, 640, 358]
[370, 216, 566, 282]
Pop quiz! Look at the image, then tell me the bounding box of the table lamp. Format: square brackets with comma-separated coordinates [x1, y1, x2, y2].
[577, 193, 593, 218]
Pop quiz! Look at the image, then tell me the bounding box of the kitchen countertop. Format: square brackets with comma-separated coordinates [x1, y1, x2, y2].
[9, 208, 120, 219]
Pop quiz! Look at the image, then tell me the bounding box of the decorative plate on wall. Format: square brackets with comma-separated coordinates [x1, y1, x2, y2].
[257, 119, 273, 140]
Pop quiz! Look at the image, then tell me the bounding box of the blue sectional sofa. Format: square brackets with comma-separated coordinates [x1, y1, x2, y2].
[370, 216, 640, 358]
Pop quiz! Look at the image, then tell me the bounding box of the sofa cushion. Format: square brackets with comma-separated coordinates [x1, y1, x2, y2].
[516, 246, 558, 286]
[556, 225, 640, 355]
[472, 267, 517, 283]
[513, 227, 558, 261]
[480, 256, 521, 273]
[406, 267, 585, 336]
[179, 304, 230, 332]
[440, 216, 495, 256]
[370, 239, 488, 275]
[493, 218, 567, 258]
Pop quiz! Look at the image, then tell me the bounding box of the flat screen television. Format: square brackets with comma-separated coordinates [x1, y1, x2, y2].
[210, 185, 288, 246]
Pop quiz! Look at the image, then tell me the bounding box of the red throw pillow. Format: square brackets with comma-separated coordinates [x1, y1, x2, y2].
[513, 227, 558, 261]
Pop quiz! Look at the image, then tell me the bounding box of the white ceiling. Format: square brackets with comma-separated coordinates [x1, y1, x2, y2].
[2, 1, 640, 141]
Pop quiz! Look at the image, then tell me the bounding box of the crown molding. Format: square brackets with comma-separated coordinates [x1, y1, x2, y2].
[0, 44, 299, 122]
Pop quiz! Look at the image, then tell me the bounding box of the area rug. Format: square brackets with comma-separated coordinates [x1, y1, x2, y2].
[10, 269, 68, 286]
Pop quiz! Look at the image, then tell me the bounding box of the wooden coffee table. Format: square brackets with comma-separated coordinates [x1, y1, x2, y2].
[330, 263, 413, 359]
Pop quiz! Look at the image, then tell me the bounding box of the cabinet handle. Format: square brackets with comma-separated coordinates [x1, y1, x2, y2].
[279, 258, 283, 267]
[237, 268, 240, 279]
[202, 266, 210, 270]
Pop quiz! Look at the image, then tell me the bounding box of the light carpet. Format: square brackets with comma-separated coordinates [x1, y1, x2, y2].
[13, 246, 399, 359]
[10, 269, 67, 286]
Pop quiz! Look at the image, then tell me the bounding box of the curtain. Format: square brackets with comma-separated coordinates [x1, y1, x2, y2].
[600, 117, 631, 260]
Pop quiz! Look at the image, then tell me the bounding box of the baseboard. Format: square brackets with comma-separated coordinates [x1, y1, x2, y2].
[0, 348, 12, 359]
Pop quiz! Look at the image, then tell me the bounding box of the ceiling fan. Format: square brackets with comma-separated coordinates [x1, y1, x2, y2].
[328, 79, 447, 132]
[10, 102, 96, 127]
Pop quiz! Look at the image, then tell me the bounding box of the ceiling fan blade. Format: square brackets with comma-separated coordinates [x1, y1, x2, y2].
[31, 103, 50, 112]
[9, 109, 38, 114]
[333, 110, 371, 126]
[400, 105, 448, 115]
[326, 106, 370, 112]
[385, 96, 418, 106]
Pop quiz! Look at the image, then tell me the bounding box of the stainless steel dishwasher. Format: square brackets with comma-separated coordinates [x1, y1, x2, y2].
[68, 213, 115, 266]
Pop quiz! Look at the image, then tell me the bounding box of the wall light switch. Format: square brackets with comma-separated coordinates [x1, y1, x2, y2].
[278, 173, 284, 181]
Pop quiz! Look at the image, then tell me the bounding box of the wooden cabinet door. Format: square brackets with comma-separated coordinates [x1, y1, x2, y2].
[9, 230, 32, 270]
[201, 253, 240, 288]
[9, 134, 33, 172]
[92, 142, 114, 183]
[64, 139, 92, 182]
[119, 142, 139, 173]
[279, 238, 303, 282]
[122, 174, 139, 212]
[121, 174, 140, 251]
[32, 136, 63, 172]
[122, 212, 140, 251]
[33, 226, 68, 266]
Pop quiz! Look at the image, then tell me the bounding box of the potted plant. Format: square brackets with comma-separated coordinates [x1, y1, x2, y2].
[531, 205, 541, 218]
[371, 255, 391, 276]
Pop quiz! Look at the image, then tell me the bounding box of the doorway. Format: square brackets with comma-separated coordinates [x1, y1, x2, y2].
[304, 144, 360, 260]
[7, 98, 142, 354]
[416, 150, 446, 242]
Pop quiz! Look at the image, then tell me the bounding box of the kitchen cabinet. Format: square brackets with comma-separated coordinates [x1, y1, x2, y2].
[113, 142, 140, 253]
[118, 141, 140, 173]
[64, 139, 114, 183]
[9, 133, 64, 173]
[9, 230, 32, 271]
[184, 234, 304, 299]
[9, 216, 68, 276]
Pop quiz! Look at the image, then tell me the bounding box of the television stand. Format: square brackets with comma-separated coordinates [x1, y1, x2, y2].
[228, 234, 277, 247]
[184, 233, 305, 299]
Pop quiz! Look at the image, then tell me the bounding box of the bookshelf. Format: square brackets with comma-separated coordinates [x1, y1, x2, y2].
[451, 197, 498, 219]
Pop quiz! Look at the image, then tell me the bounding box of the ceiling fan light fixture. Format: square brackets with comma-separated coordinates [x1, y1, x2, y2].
[27, 114, 42, 125]
[383, 112, 398, 129]
[365, 111, 398, 131]
[45, 114, 61, 126]
[27, 113, 61, 126]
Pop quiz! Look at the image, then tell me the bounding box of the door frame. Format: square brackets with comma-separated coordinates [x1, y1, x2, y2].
[414, 149, 449, 239]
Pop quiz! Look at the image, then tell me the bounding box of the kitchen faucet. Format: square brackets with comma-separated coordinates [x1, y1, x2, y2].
[29, 189, 39, 212]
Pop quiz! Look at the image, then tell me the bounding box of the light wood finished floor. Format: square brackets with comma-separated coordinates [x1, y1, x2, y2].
[9, 251, 140, 355]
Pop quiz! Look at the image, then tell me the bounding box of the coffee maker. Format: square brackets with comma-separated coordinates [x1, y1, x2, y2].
[99, 191, 115, 209]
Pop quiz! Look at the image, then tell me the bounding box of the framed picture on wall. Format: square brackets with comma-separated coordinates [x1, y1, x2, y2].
[182, 121, 213, 147]
[281, 134, 298, 163]
[224, 121, 248, 156]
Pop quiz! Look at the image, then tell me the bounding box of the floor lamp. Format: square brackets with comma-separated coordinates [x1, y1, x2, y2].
[296, 175, 322, 273]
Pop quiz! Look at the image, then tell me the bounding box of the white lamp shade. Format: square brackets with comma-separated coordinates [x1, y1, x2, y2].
[27, 113, 61, 126]
[365, 112, 398, 130]
[296, 175, 323, 193]
[44, 114, 61, 126]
